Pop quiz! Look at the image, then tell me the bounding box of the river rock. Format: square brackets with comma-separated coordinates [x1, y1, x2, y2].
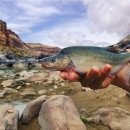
[53, 85, 58, 89]
[19, 70, 28, 77]
[29, 70, 39, 73]
[0, 88, 18, 97]
[16, 77, 29, 81]
[1, 79, 14, 87]
[16, 86, 21, 90]
[9, 73, 15, 77]
[60, 82, 65, 87]
[38, 90, 47, 96]
[3, 88, 18, 94]
[24, 72, 34, 77]
[20, 91, 36, 96]
[87, 107, 130, 130]
[38, 95, 86, 130]
[25, 83, 30, 86]
[0, 70, 5, 77]
[27, 72, 49, 82]
[21, 95, 47, 124]
[0, 104, 19, 130]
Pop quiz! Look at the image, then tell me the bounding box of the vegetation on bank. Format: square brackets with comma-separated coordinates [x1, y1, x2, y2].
[0, 45, 39, 57]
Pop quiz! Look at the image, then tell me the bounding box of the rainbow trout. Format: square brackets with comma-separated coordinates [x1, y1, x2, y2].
[40, 46, 130, 85]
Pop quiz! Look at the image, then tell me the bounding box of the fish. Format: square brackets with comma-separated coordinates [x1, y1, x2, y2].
[105, 40, 130, 53]
[39, 46, 130, 86]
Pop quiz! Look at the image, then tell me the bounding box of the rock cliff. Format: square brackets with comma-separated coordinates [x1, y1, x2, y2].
[0, 20, 9, 46]
[0, 20, 60, 56]
[0, 20, 29, 49]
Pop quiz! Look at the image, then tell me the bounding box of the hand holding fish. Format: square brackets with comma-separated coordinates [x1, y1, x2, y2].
[60, 49, 130, 92]
[60, 64, 113, 90]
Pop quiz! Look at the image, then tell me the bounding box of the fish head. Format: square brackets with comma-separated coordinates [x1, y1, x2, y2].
[40, 52, 72, 71]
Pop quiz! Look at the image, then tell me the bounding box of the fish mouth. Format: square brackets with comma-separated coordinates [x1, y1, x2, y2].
[41, 63, 51, 68]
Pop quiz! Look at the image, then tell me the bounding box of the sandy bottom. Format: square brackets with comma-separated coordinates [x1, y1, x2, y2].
[17, 82, 130, 130]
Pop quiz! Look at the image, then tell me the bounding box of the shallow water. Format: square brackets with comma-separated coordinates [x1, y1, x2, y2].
[0, 100, 30, 117]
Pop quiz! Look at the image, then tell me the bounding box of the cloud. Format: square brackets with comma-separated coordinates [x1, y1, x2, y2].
[0, 0, 61, 34]
[49, 29, 111, 47]
[83, 0, 130, 36]
[49, 30, 85, 46]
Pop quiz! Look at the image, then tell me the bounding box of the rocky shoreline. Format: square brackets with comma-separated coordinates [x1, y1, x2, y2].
[0, 66, 130, 130]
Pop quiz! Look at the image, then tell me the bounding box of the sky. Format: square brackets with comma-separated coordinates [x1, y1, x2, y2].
[0, 0, 130, 48]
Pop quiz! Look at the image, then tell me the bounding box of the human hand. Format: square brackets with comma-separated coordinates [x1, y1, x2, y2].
[60, 64, 113, 90]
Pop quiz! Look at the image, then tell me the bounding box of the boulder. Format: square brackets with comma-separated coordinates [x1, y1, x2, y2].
[87, 107, 130, 130]
[21, 95, 46, 124]
[38, 95, 86, 130]
[0, 104, 19, 130]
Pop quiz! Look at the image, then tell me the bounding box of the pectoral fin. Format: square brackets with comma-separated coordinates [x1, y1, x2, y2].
[117, 63, 130, 86]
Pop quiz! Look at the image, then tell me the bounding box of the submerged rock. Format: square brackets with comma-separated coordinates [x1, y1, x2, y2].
[0, 70, 5, 77]
[19, 71, 28, 77]
[38, 95, 86, 130]
[21, 95, 46, 124]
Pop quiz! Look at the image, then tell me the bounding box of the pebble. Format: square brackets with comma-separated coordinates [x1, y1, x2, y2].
[16, 86, 21, 90]
[20, 91, 36, 96]
[25, 83, 31, 86]
[54, 85, 58, 89]
[38, 90, 47, 95]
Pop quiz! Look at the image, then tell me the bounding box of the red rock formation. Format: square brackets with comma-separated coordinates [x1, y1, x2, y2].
[0, 20, 60, 55]
[0, 20, 9, 45]
[0, 20, 29, 49]
[8, 29, 29, 49]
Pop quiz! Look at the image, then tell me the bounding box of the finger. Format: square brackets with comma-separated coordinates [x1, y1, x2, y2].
[80, 66, 100, 86]
[101, 76, 113, 88]
[89, 64, 112, 89]
[97, 64, 112, 81]
[60, 72, 67, 80]
[65, 72, 80, 81]
[125, 49, 130, 52]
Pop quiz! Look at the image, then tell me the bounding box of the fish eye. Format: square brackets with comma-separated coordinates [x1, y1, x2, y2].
[50, 59, 55, 63]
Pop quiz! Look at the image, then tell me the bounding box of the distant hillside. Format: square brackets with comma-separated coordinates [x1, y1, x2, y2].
[0, 20, 29, 49]
[0, 20, 60, 57]
[27, 43, 60, 55]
